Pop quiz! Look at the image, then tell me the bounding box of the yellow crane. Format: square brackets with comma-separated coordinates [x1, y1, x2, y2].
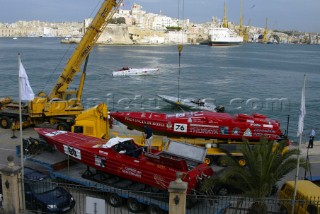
[239, 0, 243, 37]
[222, 1, 228, 28]
[243, 18, 251, 43]
[0, 0, 122, 130]
[262, 18, 269, 43]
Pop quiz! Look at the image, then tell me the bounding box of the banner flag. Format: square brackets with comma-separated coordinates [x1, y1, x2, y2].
[19, 60, 34, 101]
[297, 75, 306, 137]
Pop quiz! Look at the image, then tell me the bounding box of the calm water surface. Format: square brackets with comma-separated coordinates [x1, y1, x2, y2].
[1, 37, 320, 140]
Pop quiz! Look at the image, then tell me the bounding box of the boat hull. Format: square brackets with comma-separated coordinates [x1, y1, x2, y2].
[35, 128, 213, 193]
[112, 68, 159, 77]
[209, 41, 243, 46]
[110, 111, 285, 142]
[157, 94, 218, 112]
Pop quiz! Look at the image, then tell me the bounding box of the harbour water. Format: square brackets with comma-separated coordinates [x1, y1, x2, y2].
[1, 37, 320, 140]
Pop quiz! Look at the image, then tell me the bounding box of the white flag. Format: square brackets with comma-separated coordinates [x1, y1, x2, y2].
[19, 60, 34, 101]
[297, 76, 306, 137]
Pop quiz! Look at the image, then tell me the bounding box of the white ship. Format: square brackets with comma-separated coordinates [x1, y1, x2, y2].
[209, 28, 243, 46]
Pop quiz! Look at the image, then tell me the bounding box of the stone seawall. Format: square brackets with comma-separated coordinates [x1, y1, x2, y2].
[98, 24, 133, 45]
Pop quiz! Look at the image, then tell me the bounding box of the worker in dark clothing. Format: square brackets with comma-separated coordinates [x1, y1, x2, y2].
[119, 141, 140, 158]
[143, 124, 153, 152]
[307, 128, 316, 148]
[124, 143, 140, 158]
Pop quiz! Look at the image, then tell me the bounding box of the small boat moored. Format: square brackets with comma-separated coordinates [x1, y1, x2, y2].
[112, 67, 160, 77]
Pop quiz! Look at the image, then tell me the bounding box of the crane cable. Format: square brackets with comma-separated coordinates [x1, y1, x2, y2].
[41, 0, 102, 95]
[177, 0, 184, 103]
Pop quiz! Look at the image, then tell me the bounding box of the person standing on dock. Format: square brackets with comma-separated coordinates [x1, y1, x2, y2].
[307, 128, 316, 148]
[143, 124, 153, 153]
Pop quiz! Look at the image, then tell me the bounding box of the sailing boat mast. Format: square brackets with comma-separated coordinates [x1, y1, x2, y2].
[222, 1, 228, 28]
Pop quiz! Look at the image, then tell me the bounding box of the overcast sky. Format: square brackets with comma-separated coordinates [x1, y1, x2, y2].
[1, 0, 319, 33]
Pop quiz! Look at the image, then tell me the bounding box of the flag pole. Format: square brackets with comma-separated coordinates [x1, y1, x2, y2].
[18, 53, 25, 212]
[292, 74, 306, 214]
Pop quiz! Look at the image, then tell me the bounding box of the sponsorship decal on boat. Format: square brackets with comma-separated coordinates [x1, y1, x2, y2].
[154, 174, 167, 189]
[220, 126, 229, 134]
[189, 117, 206, 123]
[253, 128, 276, 134]
[250, 123, 261, 127]
[45, 130, 67, 137]
[63, 145, 81, 160]
[196, 172, 210, 182]
[175, 113, 186, 118]
[121, 166, 142, 178]
[190, 124, 219, 128]
[263, 124, 273, 128]
[246, 120, 254, 123]
[232, 127, 240, 135]
[124, 117, 166, 127]
[167, 122, 172, 129]
[189, 125, 219, 135]
[95, 155, 106, 167]
[243, 128, 252, 137]
[99, 150, 109, 155]
[254, 129, 275, 133]
[253, 132, 277, 138]
[174, 123, 187, 133]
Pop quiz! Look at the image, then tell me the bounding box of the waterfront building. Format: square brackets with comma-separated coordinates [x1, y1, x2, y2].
[0, 3, 317, 45]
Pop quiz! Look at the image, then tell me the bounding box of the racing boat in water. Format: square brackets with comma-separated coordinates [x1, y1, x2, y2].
[110, 111, 287, 142]
[157, 94, 225, 112]
[112, 67, 160, 77]
[35, 128, 213, 193]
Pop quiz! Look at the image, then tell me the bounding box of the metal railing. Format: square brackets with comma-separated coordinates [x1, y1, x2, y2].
[16, 178, 320, 214]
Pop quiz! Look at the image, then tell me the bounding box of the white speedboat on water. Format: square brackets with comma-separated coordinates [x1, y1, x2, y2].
[208, 28, 243, 46]
[112, 67, 159, 77]
[157, 94, 224, 112]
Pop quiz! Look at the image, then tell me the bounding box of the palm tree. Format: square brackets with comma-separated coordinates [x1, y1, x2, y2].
[201, 137, 309, 213]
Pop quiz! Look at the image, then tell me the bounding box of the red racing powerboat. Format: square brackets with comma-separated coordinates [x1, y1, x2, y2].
[35, 128, 213, 194]
[110, 111, 287, 142]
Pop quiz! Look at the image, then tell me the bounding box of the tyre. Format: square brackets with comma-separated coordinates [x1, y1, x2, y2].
[127, 197, 143, 213]
[217, 156, 229, 167]
[0, 116, 12, 129]
[237, 157, 247, 166]
[147, 205, 164, 214]
[216, 186, 229, 196]
[56, 122, 71, 131]
[33, 206, 43, 214]
[107, 193, 123, 207]
[279, 205, 288, 214]
[204, 156, 214, 165]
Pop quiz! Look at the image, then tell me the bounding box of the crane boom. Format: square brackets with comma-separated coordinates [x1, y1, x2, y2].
[0, 0, 123, 130]
[49, 0, 122, 99]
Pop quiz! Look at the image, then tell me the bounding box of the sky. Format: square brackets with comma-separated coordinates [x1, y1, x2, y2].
[0, 0, 319, 33]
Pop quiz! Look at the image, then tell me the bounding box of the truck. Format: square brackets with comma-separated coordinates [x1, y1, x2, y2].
[22, 149, 230, 214]
[0, 0, 122, 131]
